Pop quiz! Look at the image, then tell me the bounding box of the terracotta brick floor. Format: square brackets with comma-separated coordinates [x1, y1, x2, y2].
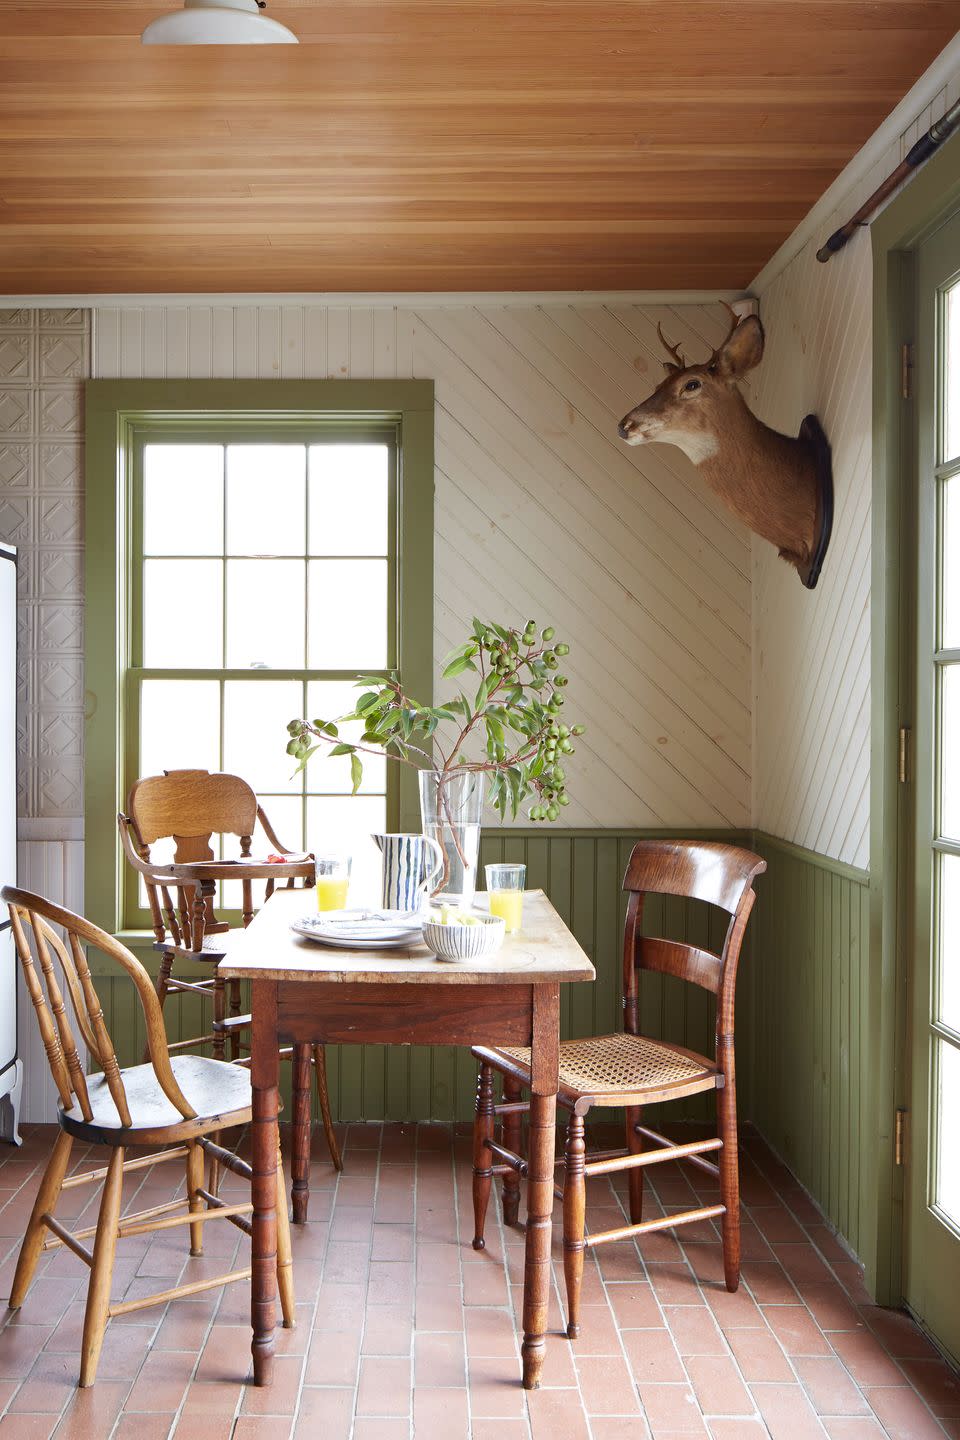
[0, 1120, 958, 1439]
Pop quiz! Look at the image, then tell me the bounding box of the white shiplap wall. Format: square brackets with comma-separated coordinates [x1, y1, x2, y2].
[94, 300, 752, 829]
[750, 73, 960, 871]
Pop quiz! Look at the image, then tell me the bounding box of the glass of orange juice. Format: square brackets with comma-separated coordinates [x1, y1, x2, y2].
[316, 854, 351, 911]
[485, 863, 525, 933]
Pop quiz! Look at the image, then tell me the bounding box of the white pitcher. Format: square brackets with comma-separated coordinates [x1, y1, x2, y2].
[372, 832, 444, 913]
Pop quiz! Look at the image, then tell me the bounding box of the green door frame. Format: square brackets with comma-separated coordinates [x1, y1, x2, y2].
[84, 378, 435, 946]
[869, 134, 960, 1304]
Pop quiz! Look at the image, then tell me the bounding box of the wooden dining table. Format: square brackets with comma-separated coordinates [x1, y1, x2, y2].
[219, 886, 595, 1390]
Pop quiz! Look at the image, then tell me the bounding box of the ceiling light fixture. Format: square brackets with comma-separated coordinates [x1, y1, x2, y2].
[142, 0, 298, 46]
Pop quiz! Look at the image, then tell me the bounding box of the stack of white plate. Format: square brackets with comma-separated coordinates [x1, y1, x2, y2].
[290, 909, 425, 950]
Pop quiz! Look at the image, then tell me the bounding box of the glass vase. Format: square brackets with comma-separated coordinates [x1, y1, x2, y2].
[418, 769, 483, 907]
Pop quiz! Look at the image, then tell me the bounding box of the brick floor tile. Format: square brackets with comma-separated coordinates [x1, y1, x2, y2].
[793, 1356, 871, 1416]
[742, 1261, 801, 1305]
[708, 1422, 771, 1439]
[898, 1356, 960, 1416]
[726, 1325, 795, 1382]
[0, 1325, 56, 1379]
[355, 1354, 411, 1416]
[589, 1420, 652, 1440]
[414, 1331, 465, 1387]
[304, 1329, 360, 1385]
[371, 1223, 415, 1261]
[605, 1282, 663, 1329]
[859, 1306, 938, 1359]
[231, 1418, 292, 1440]
[752, 1205, 809, 1244]
[413, 1385, 469, 1437]
[575, 1352, 642, 1414]
[124, 1349, 195, 1412]
[48, 1381, 128, 1440]
[527, 1386, 591, 1440]
[467, 1356, 528, 1418]
[763, 1305, 832, 1357]
[237, 1354, 305, 1417]
[636, 1381, 709, 1433]
[0, 1418, 59, 1439]
[622, 1328, 686, 1384]
[292, 1386, 354, 1439]
[178, 1379, 243, 1418]
[313, 1281, 365, 1332]
[352, 1420, 410, 1439]
[798, 1283, 865, 1334]
[646, 1263, 704, 1307]
[361, 1307, 413, 1356]
[829, 1329, 906, 1387]
[566, 1303, 628, 1356]
[169, 1416, 233, 1440]
[663, 1304, 726, 1355]
[464, 1307, 518, 1358]
[368, 1260, 415, 1310]
[774, 1243, 838, 1289]
[751, 1381, 830, 1438]
[863, 1384, 949, 1439]
[820, 1421, 887, 1438]
[704, 1283, 765, 1331]
[684, 1353, 754, 1415]
[469, 1420, 531, 1440]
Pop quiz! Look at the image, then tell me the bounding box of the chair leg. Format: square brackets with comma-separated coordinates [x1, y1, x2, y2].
[9, 1129, 74, 1310]
[472, 1063, 495, 1251]
[625, 1104, 644, 1224]
[291, 1042, 312, 1224]
[717, 1075, 741, 1293]
[562, 1113, 586, 1340]
[501, 1074, 522, 1228]
[80, 1146, 124, 1387]
[228, 979, 242, 1062]
[143, 951, 175, 1062]
[275, 1141, 296, 1329]
[186, 1141, 205, 1257]
[312, 1045, 342, 1172]
[212, 970, 226, 1063]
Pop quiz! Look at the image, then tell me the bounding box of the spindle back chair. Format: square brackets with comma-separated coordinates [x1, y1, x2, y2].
[118, 767, 341, 1186]
[2, 884, 294, 1387]
[471, 839, 765, 1340]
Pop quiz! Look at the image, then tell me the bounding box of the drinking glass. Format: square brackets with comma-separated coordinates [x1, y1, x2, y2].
[485, 863, 526, 932]
[316, 854, 351, 911]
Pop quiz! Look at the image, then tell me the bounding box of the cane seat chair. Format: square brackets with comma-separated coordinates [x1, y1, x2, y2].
[117, 768, 342, 1186]
[471, 839, 766, 1340]
[2, 885, 295, 1387]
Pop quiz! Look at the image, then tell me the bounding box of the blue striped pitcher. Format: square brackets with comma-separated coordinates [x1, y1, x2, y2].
[372, 832, 444, 913]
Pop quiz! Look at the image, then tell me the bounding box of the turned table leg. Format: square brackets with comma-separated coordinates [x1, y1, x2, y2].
[251, 980, 280, 1386]
[291, 1041, 312, 1224]
[520, 982, 560, 1390]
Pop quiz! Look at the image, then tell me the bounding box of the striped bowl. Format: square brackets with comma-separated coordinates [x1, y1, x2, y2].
[422, 911, 506, 963]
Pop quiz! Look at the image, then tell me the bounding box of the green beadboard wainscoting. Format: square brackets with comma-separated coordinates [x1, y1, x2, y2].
[742, 833, 872, 1260]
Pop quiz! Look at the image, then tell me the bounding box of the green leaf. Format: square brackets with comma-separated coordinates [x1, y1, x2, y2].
[355, 691, 381, 713]
[329, 742, 356, 757]
[475, 675, 493, 711]
[291, 743, 319, 776]
[442, 654, 477, 680]
[349, 753, 363, 795]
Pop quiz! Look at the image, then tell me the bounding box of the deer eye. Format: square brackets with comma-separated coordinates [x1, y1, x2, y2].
[683, 378, 702, 393]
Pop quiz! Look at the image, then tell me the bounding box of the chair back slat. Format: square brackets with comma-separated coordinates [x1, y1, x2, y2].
[3, 885, 199, 1126]
[638, 936, 723, 995]
[8, 905, 75, 1111]
[129, 770, 258, 847]
[32, 920, 94, 1119]
[68, 931, 133, 1128]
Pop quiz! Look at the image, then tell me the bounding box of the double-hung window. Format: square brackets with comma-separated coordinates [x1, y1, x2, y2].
[84, 382, 434, 938]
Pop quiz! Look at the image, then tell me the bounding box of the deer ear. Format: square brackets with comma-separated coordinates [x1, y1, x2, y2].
[715, 314, 765, 380]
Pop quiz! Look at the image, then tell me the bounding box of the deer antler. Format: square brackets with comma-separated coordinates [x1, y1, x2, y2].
[656, 322, 686, 371]
[716, 300, 741, 351]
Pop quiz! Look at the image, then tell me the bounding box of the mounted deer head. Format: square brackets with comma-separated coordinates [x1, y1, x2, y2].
[618, 303, 833, 589]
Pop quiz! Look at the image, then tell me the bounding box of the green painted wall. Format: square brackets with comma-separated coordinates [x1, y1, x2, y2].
[741, 833, 871, 1259]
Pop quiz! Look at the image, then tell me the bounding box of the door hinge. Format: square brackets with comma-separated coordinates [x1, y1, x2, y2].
[898, 725, 910, 783]
[895, 1108, 908, 1167]
[901, 342, 914, 400]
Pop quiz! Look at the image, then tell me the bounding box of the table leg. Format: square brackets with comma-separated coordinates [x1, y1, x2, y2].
[520, 982, 560, 1390]
[251, 980, 280, 1387]
[291, 1042, 312, 1224]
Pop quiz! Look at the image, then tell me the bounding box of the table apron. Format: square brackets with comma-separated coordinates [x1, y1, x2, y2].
[276, 980, 536, 1047]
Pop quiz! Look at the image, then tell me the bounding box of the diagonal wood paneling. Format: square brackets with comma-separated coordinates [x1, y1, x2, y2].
[93, 299, 753, 830]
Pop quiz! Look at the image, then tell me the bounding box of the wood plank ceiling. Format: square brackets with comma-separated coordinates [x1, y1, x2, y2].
[0, 1, 956, 294]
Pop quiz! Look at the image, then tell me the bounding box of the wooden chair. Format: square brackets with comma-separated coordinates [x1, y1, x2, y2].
[117, 768, 342, 1194]
[2, 884, 295, 1387]
[471, 839, 766, 1339]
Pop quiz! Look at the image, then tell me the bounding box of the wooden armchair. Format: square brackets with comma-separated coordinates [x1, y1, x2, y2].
[2, 884, 294, 1387]
[471, 839, 765, 1341]
[118, 767, 342, 1207]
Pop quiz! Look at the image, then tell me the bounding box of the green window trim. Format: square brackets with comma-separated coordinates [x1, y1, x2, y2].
[84, 379, 435, 942]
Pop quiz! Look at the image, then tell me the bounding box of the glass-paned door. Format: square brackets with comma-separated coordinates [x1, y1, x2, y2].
[906, 208, 960, 1361]
[124, 430, 396, 925]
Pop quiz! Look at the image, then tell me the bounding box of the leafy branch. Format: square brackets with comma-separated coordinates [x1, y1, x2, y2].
[285, 618, 584, 822]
